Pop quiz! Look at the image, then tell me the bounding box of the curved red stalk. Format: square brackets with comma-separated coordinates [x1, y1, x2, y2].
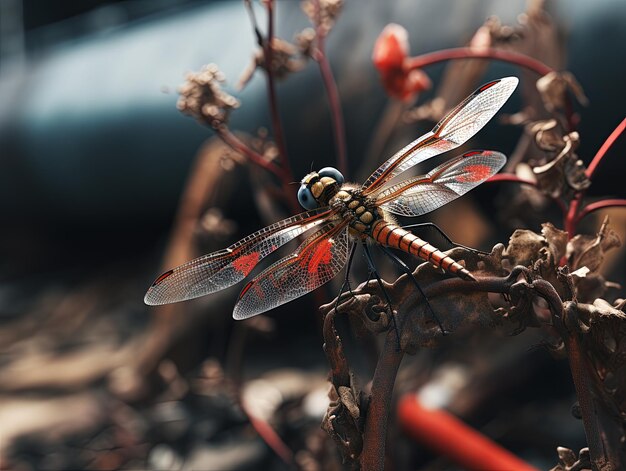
[576, 199, 626, 224]
[487, 173, 537, 186]
[585, 117, 626, 179]
[404, 47, 553, 77]
[486, 173, 568, 215]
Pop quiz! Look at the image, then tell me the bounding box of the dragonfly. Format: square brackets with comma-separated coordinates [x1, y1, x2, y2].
[145, 77, 518, 321]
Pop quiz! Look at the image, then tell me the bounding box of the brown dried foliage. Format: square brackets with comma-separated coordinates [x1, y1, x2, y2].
[321, 217, 624, 469]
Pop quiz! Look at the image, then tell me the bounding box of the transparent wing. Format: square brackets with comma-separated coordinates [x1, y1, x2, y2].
[144, 207, 334, 305]
[233, 222, 350, 320]
[377, 150, 506, 217]
[362, 77, 518, 194]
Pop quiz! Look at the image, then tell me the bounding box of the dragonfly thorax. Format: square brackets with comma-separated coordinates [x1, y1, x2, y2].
[330, 187, 384, 237]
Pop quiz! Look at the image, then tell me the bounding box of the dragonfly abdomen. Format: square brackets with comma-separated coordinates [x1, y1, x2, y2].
[371, 221, 475, 281]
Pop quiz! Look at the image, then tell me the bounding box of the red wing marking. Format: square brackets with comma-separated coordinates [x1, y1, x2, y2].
[239, 281, 255, 300]
[376, 150, 507, 217]
[232, 224, 350, 320]
[152, 269, 174, 287]
[144, 207, 335, 306]
[456, 164, 494, 183]
[463, 150, 483, 157]
[479, 80, 500, 92]
[232, 252, 261, 276]
[304, 239, 334, 273]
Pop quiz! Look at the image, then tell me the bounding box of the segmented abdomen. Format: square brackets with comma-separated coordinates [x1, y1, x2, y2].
[371, 221, 475, 281]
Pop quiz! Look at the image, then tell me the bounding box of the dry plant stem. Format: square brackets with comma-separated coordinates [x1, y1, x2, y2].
[360, 327, 404, 471]
[216, 126, 281, 175]
[137, 142, 228, 377]
[313, 0, 348, 177]
[561, 320, 608, 469]
[262, 1, 300, 213]
[404, 47, 553, 77]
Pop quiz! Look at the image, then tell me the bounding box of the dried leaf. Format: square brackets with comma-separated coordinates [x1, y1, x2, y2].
[505, 229, 547, 267]
[537, 71, 588, 113]
[567, 217, 622, 273]
[542, 222, 568, 263]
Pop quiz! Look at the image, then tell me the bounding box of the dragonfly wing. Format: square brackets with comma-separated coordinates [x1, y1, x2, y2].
[233, 223, 350, 320]
[378, 150, 506, 217]
[144, 207, 334, 305]
[363, 77, 518, 194]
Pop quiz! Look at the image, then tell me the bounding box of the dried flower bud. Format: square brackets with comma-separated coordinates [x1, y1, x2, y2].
[177, 64, 240, 128]
[530, 119, 563, 152]
[302, 0, 343, 36]
[238, 38, 306, 90]
[537, 71, 588, 114]
[373, 23, 431, 101]
[530, 121, 590, 197]
[295, 27, 316, 57]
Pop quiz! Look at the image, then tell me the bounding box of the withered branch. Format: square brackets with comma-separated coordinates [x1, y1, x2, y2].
[320, 239, 626, 471]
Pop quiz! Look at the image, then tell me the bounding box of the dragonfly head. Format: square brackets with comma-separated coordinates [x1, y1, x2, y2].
[298, 167, 344, 209]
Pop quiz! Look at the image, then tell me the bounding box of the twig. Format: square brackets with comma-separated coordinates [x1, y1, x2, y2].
[216, 126, 282, 175]
[312, 0, 348, 177]
[262, 1, 294, 179]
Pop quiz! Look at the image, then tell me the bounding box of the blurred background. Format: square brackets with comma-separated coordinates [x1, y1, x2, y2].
[1, 0, 625, 469]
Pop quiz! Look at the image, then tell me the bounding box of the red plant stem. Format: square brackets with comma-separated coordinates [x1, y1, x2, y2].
[312, 0, 348, 177]
[487, 173, 568, 215]
[565, 194, 581, 238]
[263, 0, 300, 213]
[576, 199, 626, 224]
[398, 395, 539, 471]
[242, 403, 294, 465]
[585, 117, 626, 179]
[216, 126, 282, 175]
[404, 47, 553, 77]
[487, 173, 537, 186]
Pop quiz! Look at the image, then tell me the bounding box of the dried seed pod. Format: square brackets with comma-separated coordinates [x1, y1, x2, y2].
[177, 64, 240, 128]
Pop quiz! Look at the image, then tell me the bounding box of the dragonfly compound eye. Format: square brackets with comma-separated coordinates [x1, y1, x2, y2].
[297, 185, 318, 210]
[318, 167, 345, 185]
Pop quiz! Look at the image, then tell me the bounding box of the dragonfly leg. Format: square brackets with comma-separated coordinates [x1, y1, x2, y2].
[362, 242, 402, 348]
[333, 243, 358, 314]
[379, 245, 447, 335]
[401, 222, 487, 255]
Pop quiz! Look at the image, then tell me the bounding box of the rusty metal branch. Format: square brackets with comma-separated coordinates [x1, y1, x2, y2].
[321, 244, 625, 471]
